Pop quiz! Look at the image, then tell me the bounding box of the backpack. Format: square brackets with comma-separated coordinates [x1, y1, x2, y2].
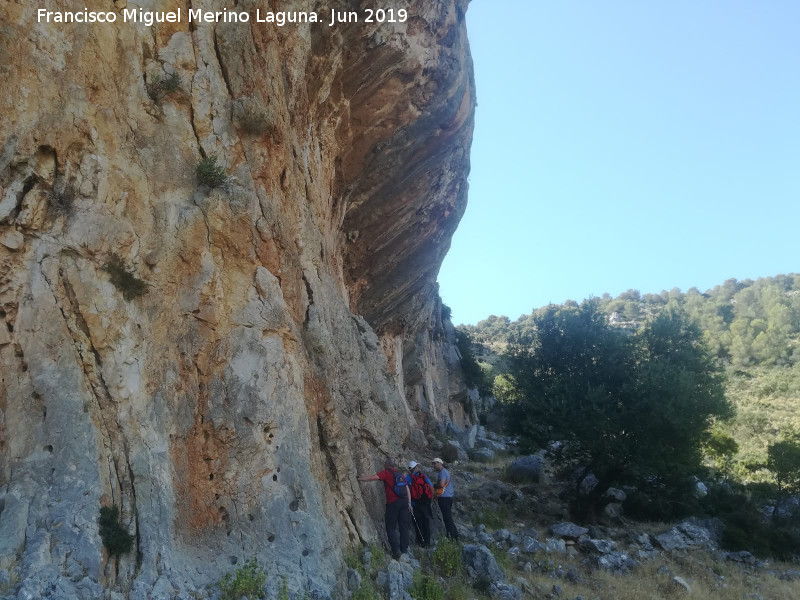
[387, 468, 408, 500]
[410, 472, 434, 501]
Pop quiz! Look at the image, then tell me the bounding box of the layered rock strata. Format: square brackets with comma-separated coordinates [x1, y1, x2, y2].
[0, 0, 474, 598]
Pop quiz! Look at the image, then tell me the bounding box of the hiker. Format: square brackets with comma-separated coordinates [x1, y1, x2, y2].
[406, 460, 434, 547]
[358, 459, 412, 559]
[432, 457, 459, 540]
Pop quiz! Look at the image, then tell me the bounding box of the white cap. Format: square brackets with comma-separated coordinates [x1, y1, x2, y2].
[432, 457, 444, 464]
[408, 460, 419, 470]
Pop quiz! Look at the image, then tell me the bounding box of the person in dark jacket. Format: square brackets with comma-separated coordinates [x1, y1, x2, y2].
[406, 460, 434, 547]
[358, 458, 412, 558]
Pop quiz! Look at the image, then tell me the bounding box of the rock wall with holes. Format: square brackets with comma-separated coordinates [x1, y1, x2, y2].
[0, 1, 474, 599]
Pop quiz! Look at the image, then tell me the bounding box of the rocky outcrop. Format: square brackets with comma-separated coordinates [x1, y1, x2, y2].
[0, 1, 474, 598]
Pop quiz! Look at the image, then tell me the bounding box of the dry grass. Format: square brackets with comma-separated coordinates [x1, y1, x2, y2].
[520, 551, 797, 600]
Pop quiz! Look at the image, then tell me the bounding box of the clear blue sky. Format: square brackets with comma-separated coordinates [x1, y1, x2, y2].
[437, 0, 800, 325]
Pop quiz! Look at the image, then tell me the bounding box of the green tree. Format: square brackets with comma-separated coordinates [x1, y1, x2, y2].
[766, 435, 800, 495]
[504, 301, 731, 516]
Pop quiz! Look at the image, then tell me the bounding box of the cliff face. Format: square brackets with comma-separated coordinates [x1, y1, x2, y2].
[0, 1, 474, 598]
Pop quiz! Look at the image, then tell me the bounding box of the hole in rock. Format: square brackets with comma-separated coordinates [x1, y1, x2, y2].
[289, 500, 299, 512]
[44, 445, 53, 453]
[248, 514, 254, 521]
[272, 474, 278, 482]
[229, 556, 238, 565]
[268, 534, 275, 542]
[302, 549, 310, 557]
[209, 473, 214, 481]
[7, 323, 13, 332]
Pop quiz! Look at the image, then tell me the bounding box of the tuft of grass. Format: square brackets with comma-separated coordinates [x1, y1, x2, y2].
[491, 547, 513, 575]
[102, 254, 148, 301]
[471, 507, 511, 530]
[369, 543, 385, 571]
[432, 538, 462, 577]
[409, 572, 444, 600]
[98, 505, 134, 557]
[444, 580, 470, 600]
[147, 72, 181, 103]
[345, 549, 366, 577]
[196, 155, 229, 189]
[218, 557, 267, 600]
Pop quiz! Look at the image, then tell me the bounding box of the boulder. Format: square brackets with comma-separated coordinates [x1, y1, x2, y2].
[692, 477, 708, 499]
[604, 487, 627, 502]
[488, 582, 522, 600]
[579, 538, 616, 554]
[470, 448, 495, 463]
[578, 473, 599, 495]
[671, 576, 691, 594]
[595, 552, 639, 574]
[508, 455, 545, 483]
[549, 523, 589, 540]
[476, 438, 508, 453]
[654, 521, 715, 552]
[494, 529, 511, 542]
[520, 536, 543, 554]
[346, 568, 362, 592]
[441, 440, 469, 463]
[462, 544, 504, 582]
[603, 502, 624, 520]
[376, 560, 415, 600]
[544, 538, 566, 554]
[459, 424, 479, 450]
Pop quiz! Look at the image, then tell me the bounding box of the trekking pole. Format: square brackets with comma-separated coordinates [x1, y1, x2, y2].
[410, 509, 424, 542]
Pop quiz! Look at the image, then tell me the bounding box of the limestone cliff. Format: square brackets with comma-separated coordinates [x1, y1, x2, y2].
[0, 1, 474, 598]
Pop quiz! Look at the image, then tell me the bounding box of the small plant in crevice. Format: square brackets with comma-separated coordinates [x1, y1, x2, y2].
[102, 254, 148, 301]
[195, 155, 230, 189]
[218, 557, 267, 600]
[277, 576, 290, 600]
[147, 71, 181, 103]
[98, 505, 134, 557]
[48, 186, 75, 215]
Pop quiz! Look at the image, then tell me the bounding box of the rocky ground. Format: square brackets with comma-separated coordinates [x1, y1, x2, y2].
[342, 426, 800, 600]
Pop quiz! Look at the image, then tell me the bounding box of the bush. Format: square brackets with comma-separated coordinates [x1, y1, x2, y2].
[102, 254, 148, 300]
[432, 538, 462, 577]
[218, 557, 267, 600]
[441, 304, 452, 321]
[351, 581, 381, 600]
[147, 72, 181, 103]
[98, 505, 134, 556]
[409, 572, 444, 600]
[196, 155, 229, 189]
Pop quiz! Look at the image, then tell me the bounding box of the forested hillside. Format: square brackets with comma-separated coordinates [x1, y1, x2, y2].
[460, 274, 800, 481]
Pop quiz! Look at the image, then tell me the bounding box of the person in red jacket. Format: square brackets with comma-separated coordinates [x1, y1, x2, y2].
[358, 458, 412, 559]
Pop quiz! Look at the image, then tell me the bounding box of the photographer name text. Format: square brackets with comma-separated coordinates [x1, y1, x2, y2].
[37, 7, 408, 27]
